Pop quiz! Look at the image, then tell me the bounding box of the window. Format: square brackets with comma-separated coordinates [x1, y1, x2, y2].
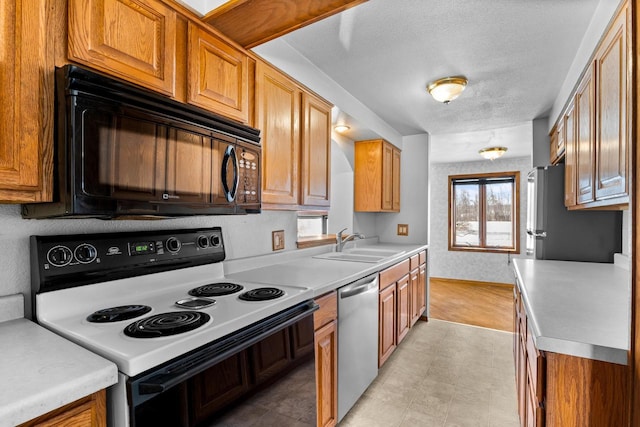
[297, 212, 328, 238]
[449, 171, 520, 253]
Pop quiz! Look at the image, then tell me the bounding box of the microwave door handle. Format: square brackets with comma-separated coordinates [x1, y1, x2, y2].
[222, 145, 239, 202]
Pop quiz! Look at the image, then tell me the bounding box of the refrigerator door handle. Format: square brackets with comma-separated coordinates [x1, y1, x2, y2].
[527, 230, 547, 238]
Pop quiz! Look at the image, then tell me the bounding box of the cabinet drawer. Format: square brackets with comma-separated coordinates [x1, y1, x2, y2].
[419, 250, 426, 265]
[380, 259, 410, 287]
[410, 254, 420, 270]
[314, 291, 337, 331]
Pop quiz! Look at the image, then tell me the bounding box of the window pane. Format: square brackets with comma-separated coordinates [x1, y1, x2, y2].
[485, 182, 513, 247]
[297, 216, 326, 237]
[453, 183, 479, 246]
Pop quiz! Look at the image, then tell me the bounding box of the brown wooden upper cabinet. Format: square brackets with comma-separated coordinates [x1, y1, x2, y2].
[555, 0, 630, 210]
[563, 100, 577, 208]
[187, 22, 250, 124]
[255, 60, 331, 210]
[549, 119, 564, 165]
[68, 0, 177, 97]
[575, 65, 595, 206]
[593, 1, 629, 203]
[354, 139, 401, 212]
[0, 0, 54, 202]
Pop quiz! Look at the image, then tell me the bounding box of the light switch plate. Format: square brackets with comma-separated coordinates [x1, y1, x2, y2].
[397, 224, 409, 236]
[272, 230, 285, 251]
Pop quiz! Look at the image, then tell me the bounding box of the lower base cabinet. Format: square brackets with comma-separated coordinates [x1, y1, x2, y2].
[17, 390, 107, 427]
[514, 285, 628, 426]
[378, 251, 427, 368]
[314, 291, 338, 427]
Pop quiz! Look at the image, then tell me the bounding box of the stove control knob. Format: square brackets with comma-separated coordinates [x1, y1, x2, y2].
[74, 244, 97, 264]
[210, 235, 221, 247]
[47, 245, 73, 267]
[165, 237, 182, 253]
[197, 235, 209, 249]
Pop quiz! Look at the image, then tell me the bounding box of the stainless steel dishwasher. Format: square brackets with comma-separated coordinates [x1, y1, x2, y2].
[337, 273, 379, 421]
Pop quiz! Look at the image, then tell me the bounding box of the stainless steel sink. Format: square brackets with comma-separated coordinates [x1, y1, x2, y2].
[313, 253, 386, 263]
[345, 248, 405, 257]
[312, 248, 405, 263]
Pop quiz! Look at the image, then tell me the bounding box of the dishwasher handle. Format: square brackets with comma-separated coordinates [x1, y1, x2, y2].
[339, 275, 378, 299]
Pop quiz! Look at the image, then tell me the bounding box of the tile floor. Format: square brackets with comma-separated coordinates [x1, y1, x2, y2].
[338, 319, 519, 427]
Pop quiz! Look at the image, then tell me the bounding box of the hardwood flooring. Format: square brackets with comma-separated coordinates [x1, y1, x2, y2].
[429, 277, 514, 332]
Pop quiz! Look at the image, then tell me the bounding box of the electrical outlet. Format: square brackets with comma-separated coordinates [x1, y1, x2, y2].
[272, 230, 285, 251]
[397, 224, 409, 236]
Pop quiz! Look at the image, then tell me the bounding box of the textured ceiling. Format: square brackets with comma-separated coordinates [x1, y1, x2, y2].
[181, 0, 602, 162]
[279, 0, 600, 137]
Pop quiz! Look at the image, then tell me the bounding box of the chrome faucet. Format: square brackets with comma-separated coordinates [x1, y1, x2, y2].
[336, 228, 365, 252]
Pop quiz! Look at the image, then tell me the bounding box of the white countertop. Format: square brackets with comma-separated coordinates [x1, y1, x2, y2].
[512, 258, 630, 365]
[225, 242, 428, 297]
[0, 318, 118, 426]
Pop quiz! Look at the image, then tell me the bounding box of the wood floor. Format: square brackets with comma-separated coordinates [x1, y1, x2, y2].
[429, 277, 514, 332]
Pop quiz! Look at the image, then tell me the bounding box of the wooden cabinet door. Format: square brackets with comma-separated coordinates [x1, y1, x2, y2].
[378, 284, 397, 367]
[392, 148, 401, 211]
[17, 390, 107, 427]
[417, 263, 427, 317]
[315, 320, 338, 427]
[187, 23, 249, 123]
[256, 62, 301, 206]
[409, 269, 420, 326]
[381, 143, 394, 211]
[516, 316, 527, 426]
[301, 92, 331, 207]
[354, 140, 383, 211]
[397, 274, 410, 344]
[0, 0, 54, 202]
[551, 120, 564, 164]
[68, 0, 177, 97]
[564, 101, 577, 207]
[575, 65, 595, 205]
[594, 2, 629, 202]
[165, 128, 212, 204]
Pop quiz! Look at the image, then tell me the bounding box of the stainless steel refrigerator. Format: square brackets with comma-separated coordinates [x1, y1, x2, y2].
[526, 165, 622, 262]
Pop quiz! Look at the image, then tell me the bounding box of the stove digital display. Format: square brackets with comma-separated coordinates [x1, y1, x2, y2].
[130, 241, 156, 256]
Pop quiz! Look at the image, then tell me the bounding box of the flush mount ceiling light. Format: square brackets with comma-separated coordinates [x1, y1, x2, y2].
[479, 146, 508, 161]
[334, 124, 350, 133]
[426, 76, 468, 104]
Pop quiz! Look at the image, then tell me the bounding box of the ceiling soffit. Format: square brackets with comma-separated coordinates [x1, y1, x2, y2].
[203, 0, 368, 48]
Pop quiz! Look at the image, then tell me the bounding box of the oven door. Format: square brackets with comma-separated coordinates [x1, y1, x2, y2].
[127, 301, 317, 427]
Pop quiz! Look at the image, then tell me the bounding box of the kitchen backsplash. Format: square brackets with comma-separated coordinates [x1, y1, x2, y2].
[0, 204, 298, 315]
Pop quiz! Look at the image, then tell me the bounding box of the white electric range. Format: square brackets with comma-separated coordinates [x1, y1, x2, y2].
[31, 227, 317, 427]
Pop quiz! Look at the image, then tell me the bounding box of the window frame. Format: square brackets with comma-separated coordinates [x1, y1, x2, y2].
[448, 171, 520, 254]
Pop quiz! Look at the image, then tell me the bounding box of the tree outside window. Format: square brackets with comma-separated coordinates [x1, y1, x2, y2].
[448, 172, 520, 253]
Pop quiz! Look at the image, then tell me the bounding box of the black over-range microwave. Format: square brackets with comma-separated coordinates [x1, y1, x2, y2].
[22, 65, 261, 219]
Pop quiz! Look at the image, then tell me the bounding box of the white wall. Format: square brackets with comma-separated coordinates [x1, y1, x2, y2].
[375, 134, 429, 244]
[0, 204, 302, 314]
[429, 156, 531, 284]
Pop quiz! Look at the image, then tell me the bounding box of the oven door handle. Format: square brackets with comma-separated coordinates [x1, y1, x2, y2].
[134, 301, 318, 398]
